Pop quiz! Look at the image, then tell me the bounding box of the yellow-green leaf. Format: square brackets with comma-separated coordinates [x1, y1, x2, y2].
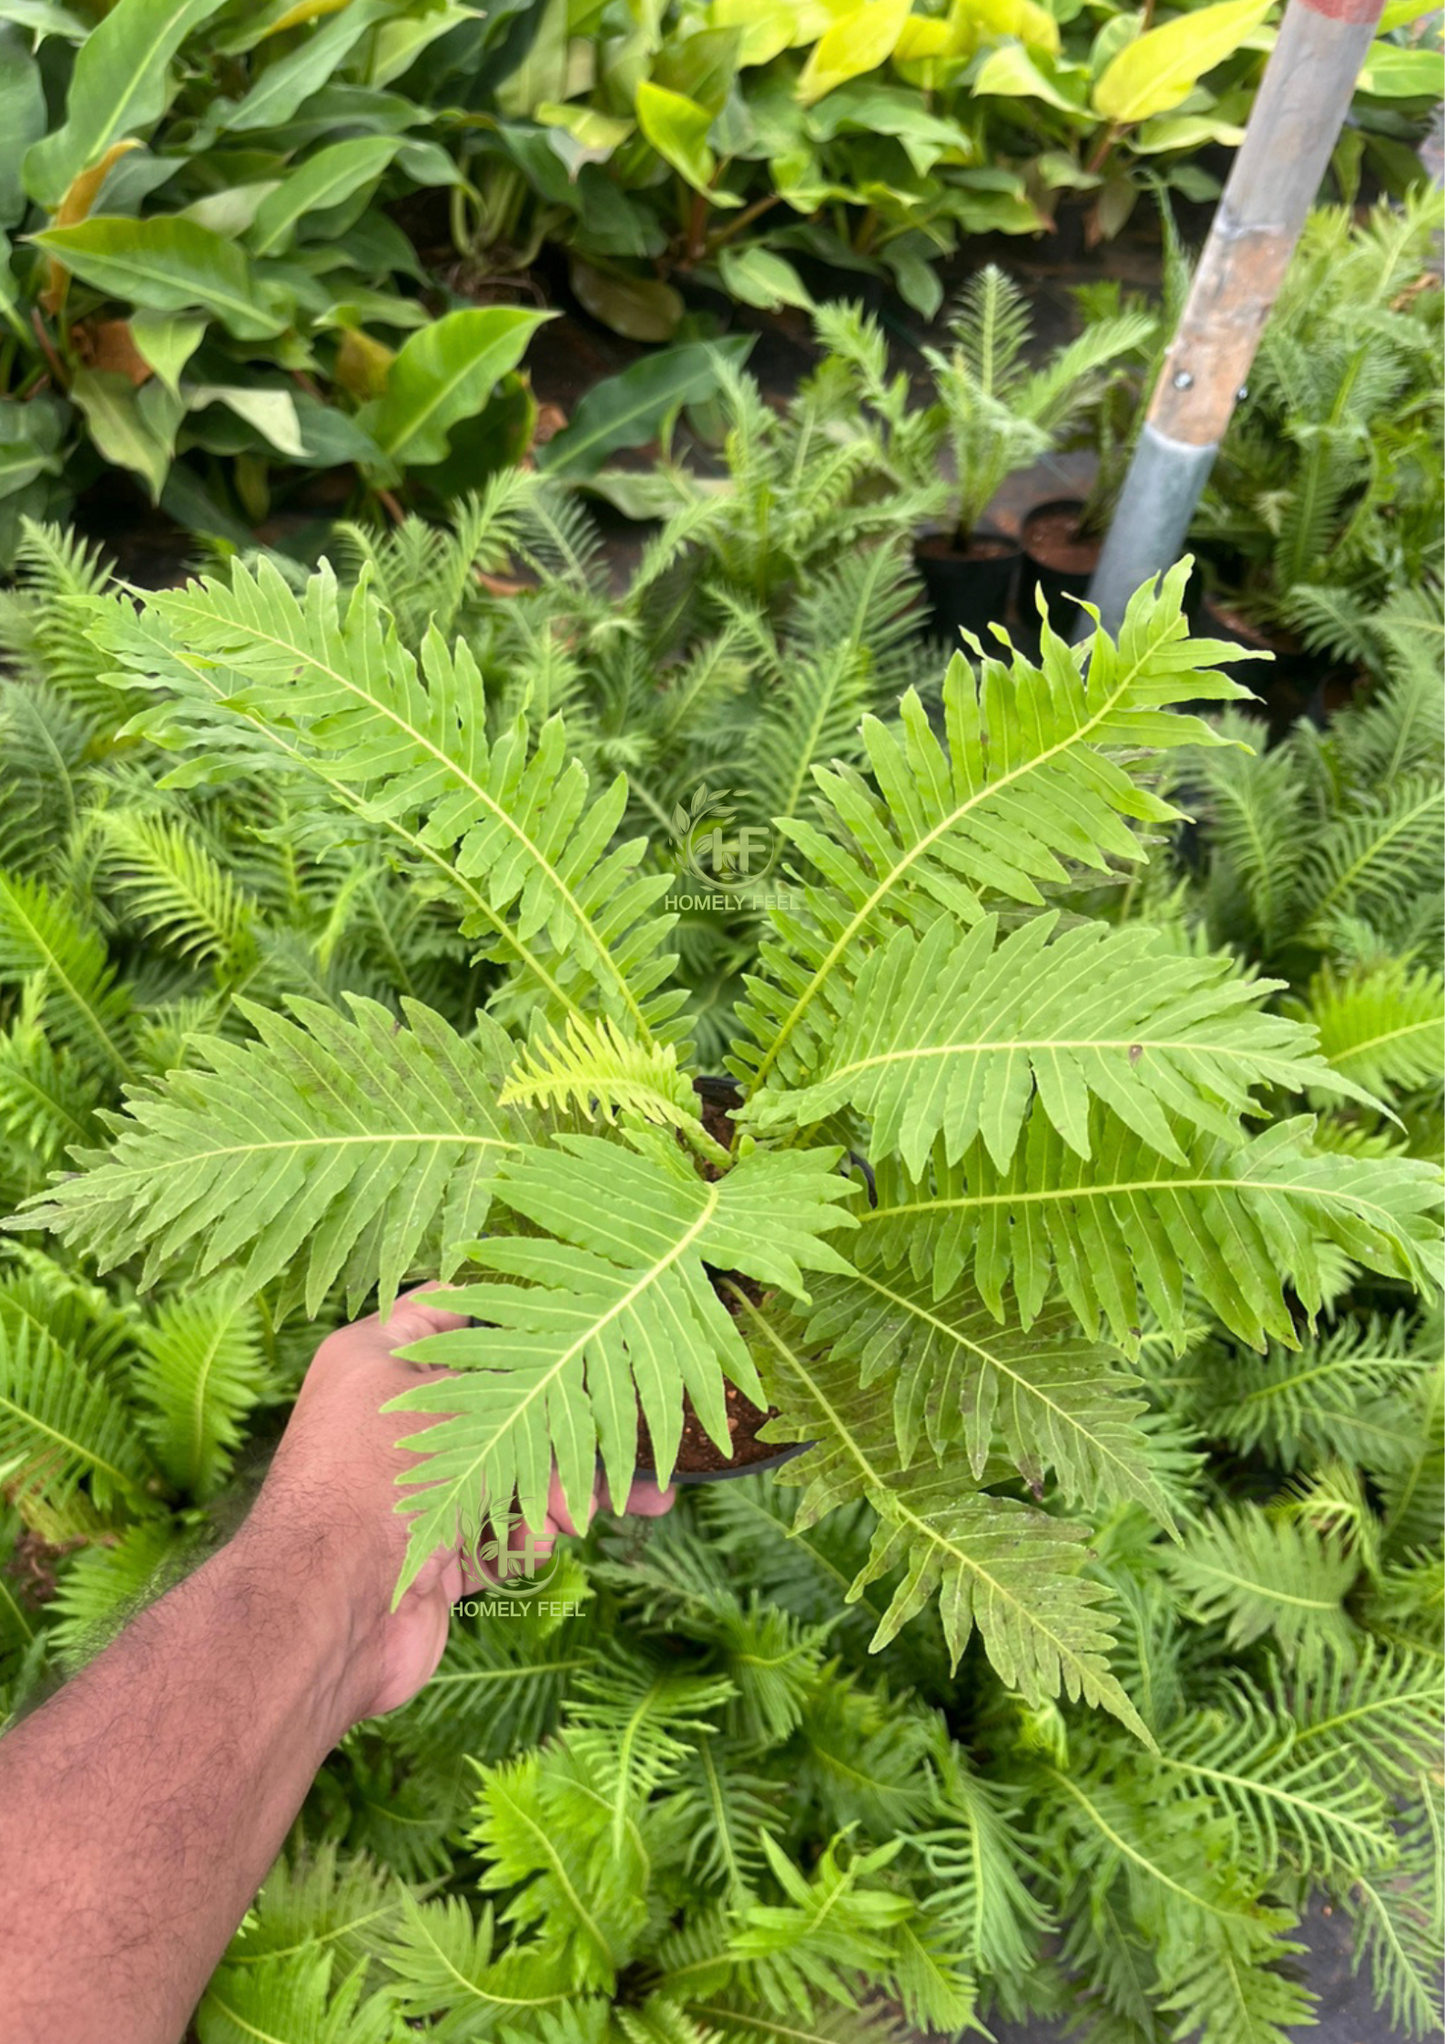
[34, 215, 288, 339]
[635, 78, 738, 200]
[1093, 0, 1273, 125]
[974, 42, 1085, 116]
[797, 0, 912, 106]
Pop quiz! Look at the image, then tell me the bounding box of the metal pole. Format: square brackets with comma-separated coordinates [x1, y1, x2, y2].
[1084, 0, 1387, 636]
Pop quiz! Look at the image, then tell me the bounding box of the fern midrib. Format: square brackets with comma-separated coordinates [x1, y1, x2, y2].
[1307, 783, 1443, 924]
[0, 882, 129, 1078]
[95, 1128, 521, 1188]
[147, 644, 591, 1029]
[864, 1171, 1412, 1231]
[404, 1183, 722, 1537]
[698, 1736, 746, 1895]
[747, 642, 1158, 1092]
[732, 1289, 1127, 1700]
[1044, 1769, 1250, 1924]
[843, 1263, 1151, 1501]
[1294, 1684, 1440, 1749]
[180, 1297, 245, 1494]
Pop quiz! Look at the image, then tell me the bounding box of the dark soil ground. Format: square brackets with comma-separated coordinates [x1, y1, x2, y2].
[989, 1897, 1421, 2044]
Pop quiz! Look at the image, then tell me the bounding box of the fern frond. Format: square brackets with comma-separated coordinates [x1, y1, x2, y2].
[1191, 1312, 1434, 1474]
[800, 1249, 1172, 1518]
[858, 1113, 1443, 1354]
[380, 1888, 577, 2041]
[566, 1655, 736, 1854]
[90, 564, 684, 1046]
[500, 1016, 705, 1140]
[198, 1948, 400, 2044]
[1164, 1506, 1360, 1670]
[1299, 773, 1445, 941]
[23, 997, 524, 1315]
[469, 1747, 648, 1987]
[1300, 959, 1445, 1101]
[385, 1137, 856, 1580]
[732, 1289, 1151, 1739]
[0, 1315, 155, 1527]
[732, 565, 1250, 1096]
[226, 1843, 402, 1979]
[1155, 1684, 1393, 1879]
[757, 912, 1364, 1172]
[0, 868, 132, 1077]
[92, 810, 258, 971]
[131, 1276, 270, 1499]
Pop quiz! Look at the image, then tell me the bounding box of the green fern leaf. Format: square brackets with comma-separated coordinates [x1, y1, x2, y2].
[387, 1137, 856, 1580]
[198, 1949, 402, 2044]
[0, 1314, 155, 1530]
[0, 868, 131, 1077]
[1300, 959, 1445, 1102]
[801, 1248, 1172, 1519]
[22, 996, 523, 1315]
[859, 1113, 1443, 1352]
[1164, 1506, 1360, 1670]
[731, 565, 1251, 1095]
[132, 1276, 270, 1499]
[732, 1289, 1151, 1739]
[754, 913, 1366, 1171]
[90, 562, 684, 1045]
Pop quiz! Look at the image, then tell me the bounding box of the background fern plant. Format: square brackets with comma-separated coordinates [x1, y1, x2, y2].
[0, 441, 1440, 2043]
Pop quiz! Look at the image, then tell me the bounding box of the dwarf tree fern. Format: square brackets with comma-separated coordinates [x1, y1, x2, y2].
[12, 531, 1439, 1752]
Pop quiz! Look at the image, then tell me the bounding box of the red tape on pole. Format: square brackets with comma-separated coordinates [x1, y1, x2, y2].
[1299, 0, 1382, 22]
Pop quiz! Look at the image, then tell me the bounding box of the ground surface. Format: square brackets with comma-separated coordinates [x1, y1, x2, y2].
[990, 1897, 1422, 2043]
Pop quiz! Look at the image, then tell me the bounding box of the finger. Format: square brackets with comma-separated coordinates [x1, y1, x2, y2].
[544, 1469, 602, 1539]
[623, 1479, 676, 1517]
[381, 1280, 472, 1345]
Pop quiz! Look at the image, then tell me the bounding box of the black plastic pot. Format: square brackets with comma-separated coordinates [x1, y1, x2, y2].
[915, 531, 1021, 640]
[1018, 498, 1100, 624]
[1195, 598, 1330, 732]
[635, 1442, 810, 1487]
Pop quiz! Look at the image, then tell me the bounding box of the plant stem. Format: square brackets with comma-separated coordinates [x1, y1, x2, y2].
[708, 191, 784, 251]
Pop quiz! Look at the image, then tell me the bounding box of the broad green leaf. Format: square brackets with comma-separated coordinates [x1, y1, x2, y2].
[974, 43, 1086, 116]
[717, 245, 815, 311]
[1093, 0, 1273, 125]
[1356, 41, 1445, 99]
[0, 395, 68, 502]
[797, 0, 912, 105]
[34, 217, 289, 340]
[569, 258, 684, 342]
[130, 308, 206, 392]
[536, 100, 635, 163]
[0, 28, 44, 227]
[0, 1, 87, 45]
[187, 385, 305, 458]
[635, 79, 738, 201]
[69, 368, 182, 502]
[496, 0, 568, 114]
[967, 0, 1061, 57]
[367, 0, 479, 86]
[1132, 110, 1247, 152]
[23, 0, 230, 208]
[358, 305, 549, 469]
[211, 0, 398, 133]
[249, 135, 401, 255]
[539, 336, 752, 478]
[178, 181, 280, 237]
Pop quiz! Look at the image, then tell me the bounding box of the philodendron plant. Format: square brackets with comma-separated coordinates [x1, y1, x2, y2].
[25, 559, 1441, 1739]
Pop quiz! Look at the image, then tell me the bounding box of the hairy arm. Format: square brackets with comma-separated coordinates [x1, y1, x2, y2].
[0, 1291, 670, 2044]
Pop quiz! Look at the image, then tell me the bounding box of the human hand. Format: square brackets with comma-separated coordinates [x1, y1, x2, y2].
[240, 1287, 673, 1726]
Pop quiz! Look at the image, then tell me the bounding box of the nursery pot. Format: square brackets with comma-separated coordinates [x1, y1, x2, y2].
[914, 529, 1021, 641]
[1196, 597, 1334, 733]
[1018, 498, 1101, 624]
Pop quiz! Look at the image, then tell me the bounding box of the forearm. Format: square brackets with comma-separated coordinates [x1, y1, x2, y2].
[0, 1514, 362, 2044]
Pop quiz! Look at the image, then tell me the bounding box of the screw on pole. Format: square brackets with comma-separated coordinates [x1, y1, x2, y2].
[1083, 0, 1388, 638]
